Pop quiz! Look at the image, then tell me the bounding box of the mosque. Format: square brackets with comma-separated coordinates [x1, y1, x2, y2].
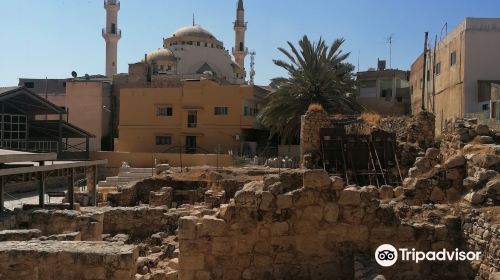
[103, 0, 270, 155]
[104, 0, 249, 85]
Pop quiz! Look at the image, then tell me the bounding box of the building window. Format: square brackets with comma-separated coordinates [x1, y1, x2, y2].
[244, 106, 258, 116]
[187, 41, 193, 45]
[111, 23, 116, 34]
[396, 97, 403, 103]
[450, 51, 457, 66]
[197, 42, 200, 46]
[478, 81, 492, 103]
[187, 111, 197, 128]
[435, 62, 441, 76]
[205, 42, 208, 47]
[420, 79, 423, 89]
[185, 136, 197, 153]
[239, 42, 244, 51]
[214, 107, 228, 116]
[24, 82, 34, 88]
[482, 103, 490, 111]
[1, 114, 27, 141]
[157, 106, 173, 117]
[156, 136, 172, 145]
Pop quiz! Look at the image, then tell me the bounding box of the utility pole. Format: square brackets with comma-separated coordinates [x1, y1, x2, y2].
[421, 32, 429, 111]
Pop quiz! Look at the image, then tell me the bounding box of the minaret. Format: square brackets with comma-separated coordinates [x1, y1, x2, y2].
[102, 0, 121, 77]
[233, 0, 247, 70]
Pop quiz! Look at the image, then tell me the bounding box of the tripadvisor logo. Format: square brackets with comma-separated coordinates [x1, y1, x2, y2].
[374, 244, 482, 267]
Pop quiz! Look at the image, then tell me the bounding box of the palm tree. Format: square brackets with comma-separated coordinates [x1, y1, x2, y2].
[258, 35, 360, 144]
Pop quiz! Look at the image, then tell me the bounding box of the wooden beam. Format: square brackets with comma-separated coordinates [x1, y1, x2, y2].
[0, 176, 5, 213]
[69, 168, 75, 210]
[92, 166, 98, 206]
[39, 172, 45, 208]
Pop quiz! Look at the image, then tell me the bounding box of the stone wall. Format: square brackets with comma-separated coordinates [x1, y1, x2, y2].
[82, 205, 213, 239]
[462, 208, 500, 280]
[177, 170, 469, 280]
[0, 210, 103, 241]
[107, 177, 207, 207]
[0, 241, 138, 280]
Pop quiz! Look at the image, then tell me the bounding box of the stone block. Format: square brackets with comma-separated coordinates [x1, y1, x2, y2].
[276, 193, 293, 209]
[271, 222, 289, 236]
[330, 176, 345, 190]
[323, 203, 339, 223]
[303, 169, 331, 189]
[179, 254, 205, 270]
[178, 216, 198, 240]
[258, 191, 274, 211]
[199, 216, 226, 237]
[444, 155, 466, 169]
[379, 185, 394, 200]
[476, 124, 490, 136]
[338, 187, 361, 205]
[0, 229, 42, 241]
[394, 186, 405, 197]
[212, 237, 232, 255]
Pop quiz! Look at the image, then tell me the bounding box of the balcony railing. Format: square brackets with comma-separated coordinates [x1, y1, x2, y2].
[104, 0, 120, 9]
[1, 140, 58, 153]
[102, 28, 122, 38]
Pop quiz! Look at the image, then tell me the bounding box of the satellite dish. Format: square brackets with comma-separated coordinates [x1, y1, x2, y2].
[71, 71, 77, 78]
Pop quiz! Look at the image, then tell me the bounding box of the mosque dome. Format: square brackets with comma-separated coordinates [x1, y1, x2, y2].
[172, 25, 216, 40]
[145, 48, 176, 63]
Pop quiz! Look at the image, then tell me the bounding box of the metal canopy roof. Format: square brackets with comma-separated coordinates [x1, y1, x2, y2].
[0, 149, 57, 164]
[0, 86, 64, 115]
[29, 120, 95, 139]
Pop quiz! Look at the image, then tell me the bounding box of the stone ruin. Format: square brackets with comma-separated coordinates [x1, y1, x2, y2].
[0, 116, 498, 280]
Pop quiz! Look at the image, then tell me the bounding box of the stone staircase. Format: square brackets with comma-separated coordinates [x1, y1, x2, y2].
[98, 167, 154, 189]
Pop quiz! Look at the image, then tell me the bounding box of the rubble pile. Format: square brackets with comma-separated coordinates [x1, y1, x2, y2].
[402, 117, 500, 207]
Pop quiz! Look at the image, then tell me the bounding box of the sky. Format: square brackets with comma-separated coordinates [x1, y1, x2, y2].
[1, 0, 499, 87]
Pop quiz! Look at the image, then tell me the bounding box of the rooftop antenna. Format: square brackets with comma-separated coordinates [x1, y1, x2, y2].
[440, 22, 448, 41]
[192, 13, 195, 26]
[249, 50, 256, 85]
[384, 34, 394, 69]
[357, 50, 360, 72]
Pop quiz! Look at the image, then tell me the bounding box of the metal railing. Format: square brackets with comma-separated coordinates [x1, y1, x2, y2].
[0, 140, 58, 153]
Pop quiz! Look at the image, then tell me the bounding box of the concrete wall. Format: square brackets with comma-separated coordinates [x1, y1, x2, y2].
[91, 151, 234, 168]
[116, 79, 258, 154]
[410, 18, 500, 134]
[66, 81, 112, 151]
[464, 19, 500, 113]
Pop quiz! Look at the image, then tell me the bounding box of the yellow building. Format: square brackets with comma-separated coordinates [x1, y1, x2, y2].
[116, 79, 268, 154]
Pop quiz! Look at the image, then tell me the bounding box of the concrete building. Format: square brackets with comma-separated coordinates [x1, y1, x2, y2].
[0, 86, 94, 159]
[116, 78, 268, 154]
[410, 18, 500, 133]
[18, 0, 255, 155]
[18, 78, 67, 110]
[102, 0, 121, 77]
[19, 78, 112, 152]
[356, 62, 411, 115]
